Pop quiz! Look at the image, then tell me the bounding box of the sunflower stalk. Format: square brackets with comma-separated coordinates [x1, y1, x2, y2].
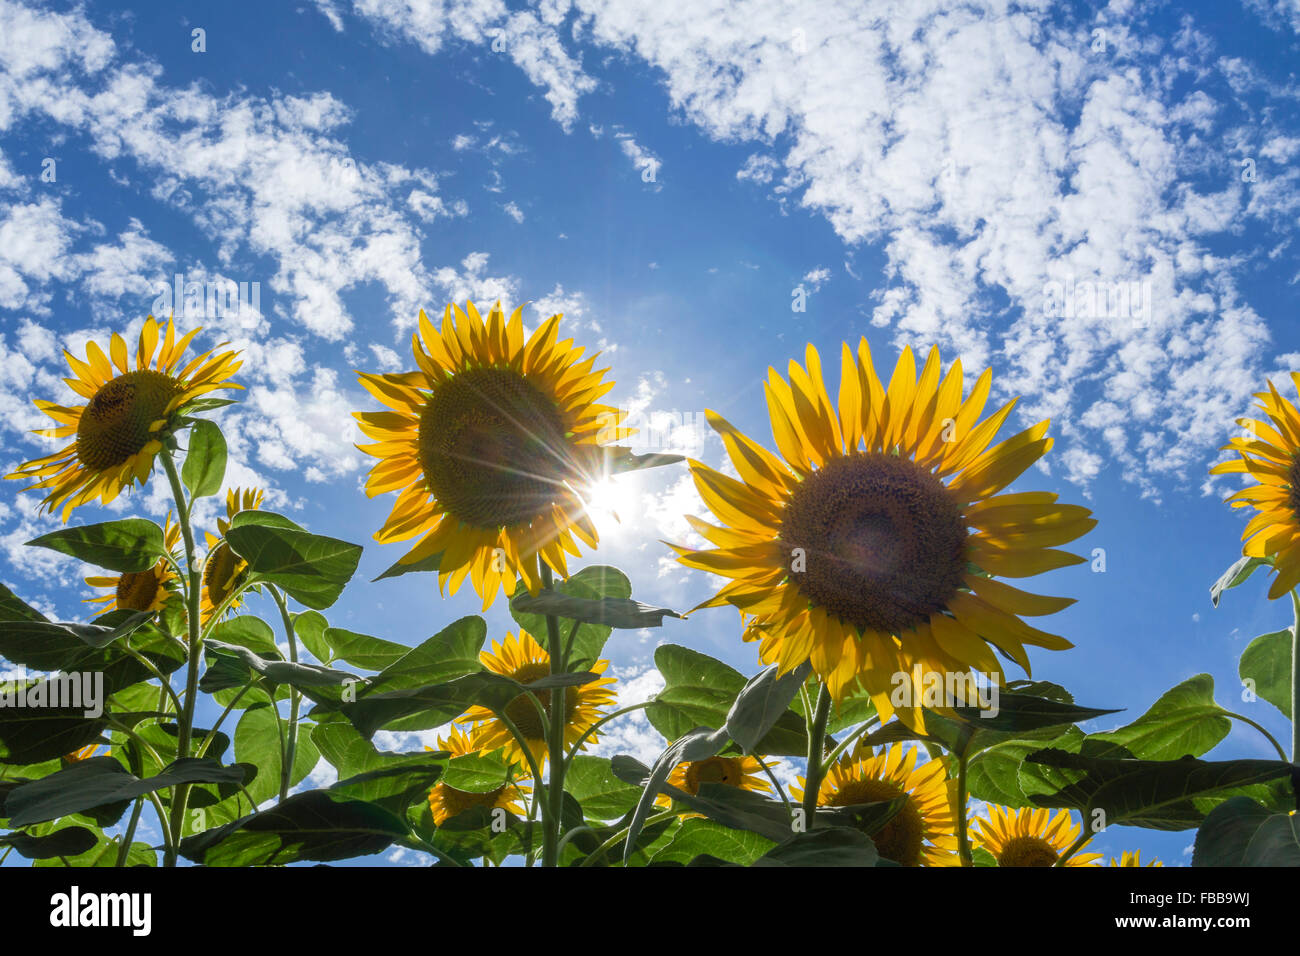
[801, 682, 834, 822]
[159, 447, 203, 868]
[1291, 589, 1300, 762]
[539, 560, 568, 867]
[268, 585, 301, 801]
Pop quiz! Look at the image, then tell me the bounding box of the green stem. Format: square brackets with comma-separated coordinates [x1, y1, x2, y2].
[1224, 710, 1289, 761]
[538, 559, 567, 868]
[269, 586, 301, 801]
[956, 753, 973, 867]
[115, 739, 148, 867]
[801, 683, 833, 821]
[159, 450, 202, 868]
[197, 682, 257, 758]
[115, 798, 146, 867]
[579, 810, 677, 867]
[1291, 590, 1300, 762]
[564, 701, 652, 766]
[820, 714, 881, 769]
[123, 646, 183, 714]
[754, 755, 792, 811]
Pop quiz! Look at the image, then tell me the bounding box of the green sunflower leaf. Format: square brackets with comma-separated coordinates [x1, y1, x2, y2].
[360, 615, 485, 696]
[234, 702, 321, 806]
[0, 825, 99, 860]
[0, 618, 184, 701]
[177, 789, 410, 866]
[1239, 629, 1293, 720]
[1210, 555, 1268, 607]
[440, 751, 513, 794]
[321, 670, 598, 738]
[311, 717, 445, 817]
[225, 511, 363, 610]
[509, 565, 633, 670]
[0, 698, 107, 766]
[510, 590, 682, 631]
[293, 610, 332, 664]
[603, 448, 686, 474]
[646, 644, 810, 756]
[1079, 674, 1229, 760]
[201, 638, 360, 698]
[564, 755, 644, 819]
[1022, 748, 1295, 830]
[754, 827, 881, 867]
[181, 418, 227, 499]
[372, 549, 443, 582]
[0, 581, 46, 623]
[3, 756, 249, 827]
[322, 627, 411, 672]
[1192, 796, 1300, 866]
[27, 518, 166, 573]
[649, 818, 775, 866]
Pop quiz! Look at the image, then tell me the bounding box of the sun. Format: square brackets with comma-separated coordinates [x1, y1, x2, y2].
[583, 473, 642, 540]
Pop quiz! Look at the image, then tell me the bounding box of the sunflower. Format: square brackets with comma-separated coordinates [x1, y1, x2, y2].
[354, 300, 632, 609]
[200, 487, 264, 624]
[792, 743, 957, 866]
[460, 629, 616, 769]
[426, 725, 529, 826]
[6, 316, 242, 521]
[65, 744, 103, 762]
[972, 805, 1102, 867]
[1109, 850, 1162, 867]
[656, 754, 774, 810]
[84, 513, 181, 617]
[1210, 375, 1300, 598]
[672, 342, 1093, 730]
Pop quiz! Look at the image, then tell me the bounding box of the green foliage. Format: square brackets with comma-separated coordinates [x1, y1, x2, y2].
[1239, 629, 1293, 720]
[181, 419, 227, 499]
[27, 519, 167, 573]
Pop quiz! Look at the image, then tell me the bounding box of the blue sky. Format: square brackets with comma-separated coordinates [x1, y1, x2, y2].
[2, 0, 1299, 866]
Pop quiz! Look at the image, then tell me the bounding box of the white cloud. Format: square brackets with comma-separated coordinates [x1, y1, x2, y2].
[502, 200, 525, 222]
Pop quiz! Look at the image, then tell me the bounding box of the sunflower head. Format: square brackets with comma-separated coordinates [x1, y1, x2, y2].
[793, 743, 957, 866]
[65, 744, 104, 762]
[1109, 850, 1162, 867]
[6, 316, 242, 521]
[84, 512, 182, 617]
[1211, 374, 1300, 599]
[200, 486, 265, 623]
[674, 341, 1093, 731]
[354, 301, 633, 609]
[972, 805, 1102, 867]
[460, 629, 617, 769]
[656, 754, 774, 810]
[425, 725, 529, 827]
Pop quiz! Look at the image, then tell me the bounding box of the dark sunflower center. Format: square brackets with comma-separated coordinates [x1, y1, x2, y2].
[76, 370, 181, 471]
[115, 569, 160, 612]
[827, 778, 924, 866]
[203, 542, 245, 610]
[502, 660, 578, 741]
[417, 367, 571, 528]
[997, 835, 1061, 868]
[684, 757, 742, 794]
[1289, 456, 1300, 519]
[436, 782, 507, 820]
[780, 453, 968, 634]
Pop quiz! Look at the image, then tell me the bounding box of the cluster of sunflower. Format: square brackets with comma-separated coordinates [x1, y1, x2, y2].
[0, 300, 1292, 868]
